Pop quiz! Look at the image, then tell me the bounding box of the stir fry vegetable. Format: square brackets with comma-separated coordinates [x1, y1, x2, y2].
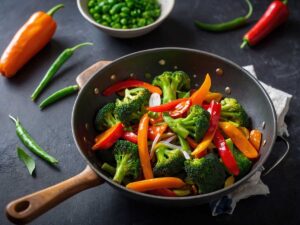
[92, 70, 262, 197]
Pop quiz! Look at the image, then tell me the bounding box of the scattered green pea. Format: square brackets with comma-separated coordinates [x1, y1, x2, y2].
[87, 0, 161, 29]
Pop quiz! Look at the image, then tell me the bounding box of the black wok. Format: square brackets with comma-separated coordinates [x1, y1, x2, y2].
[6, 48, 279, 224]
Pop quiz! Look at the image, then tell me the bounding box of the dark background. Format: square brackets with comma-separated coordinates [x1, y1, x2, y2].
[0, 0, 299, 224]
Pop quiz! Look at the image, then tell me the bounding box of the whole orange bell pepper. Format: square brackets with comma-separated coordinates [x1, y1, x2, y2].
[219, 122, 258, 159]
[0, 4, 64, 77]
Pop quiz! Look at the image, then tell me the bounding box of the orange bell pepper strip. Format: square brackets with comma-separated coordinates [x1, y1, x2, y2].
[138, 113, 153, 179]
[249, 129, 262, 151]
[239, 127, 250, 139]
[204, 92, 223, 103]
[190, 73, 211, 105]
[147, 98, 189, 112]
[92, 122, 124, 150]
[148, 123, 168, 141]
[0, 4, 64, 77]
[191, 101, 221, 158]
[126, 177, 185, 192]
[102, 79, 162, 96]
[219, 122, 258, 159]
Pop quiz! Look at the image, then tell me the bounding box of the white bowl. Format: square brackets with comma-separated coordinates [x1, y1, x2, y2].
[77, 0, 175, 38]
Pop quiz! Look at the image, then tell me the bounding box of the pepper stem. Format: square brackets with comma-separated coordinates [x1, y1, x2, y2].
[281, 0, 288, 4]
[70, 42, 94, 52]
[244, 0, 253, 20]
[8, 115, 18, 124]
[47, 4, 64, 17]
[240, 40, 248, 49]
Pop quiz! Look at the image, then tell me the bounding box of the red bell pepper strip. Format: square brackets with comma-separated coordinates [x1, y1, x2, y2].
[169, 99, 192, 118]
[190, 74, 211, 106]
[147, 98, 189, 112]
[187, 137, 198, 149]
[122, 131, 138, 144]
[191, 100, 221, 157]
[138, 113, 153, 179]
[213, 130, 240, 176]
[92, 122, 124, 150]
[102, 79, 162, 96]
[241, 0, 289, 48]
[148, 123, 168, 141]
[148, 188, 177, 197]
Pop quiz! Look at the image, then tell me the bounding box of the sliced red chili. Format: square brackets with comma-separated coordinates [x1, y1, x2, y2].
[102, 79, 162, 96]
[213, 129, 240, 176]
[169, 99, 192, 118]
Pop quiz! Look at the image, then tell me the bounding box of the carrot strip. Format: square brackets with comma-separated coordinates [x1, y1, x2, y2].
[137, 113, 153, 179]
[126, 177, 185, 192]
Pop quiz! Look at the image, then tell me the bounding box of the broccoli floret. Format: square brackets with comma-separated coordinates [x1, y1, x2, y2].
[113, 140, 140, 184]
[184, 153, 226, 194]
[221, 98, 249, 127]
[225, 138, 252, 179]
[152, 71, 191, 103]
[164, 105, 210, 142]
[153, 145, 185, 177]
[94, 102, 120, 131]
[114, 88, 150, 125]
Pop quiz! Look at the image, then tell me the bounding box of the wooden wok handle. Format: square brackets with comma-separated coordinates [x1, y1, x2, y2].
[76, 60, 111, 88]
[6, 166, 103, 224]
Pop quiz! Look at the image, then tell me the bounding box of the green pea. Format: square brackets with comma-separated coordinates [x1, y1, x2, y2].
[101, 21, 109, 26]
[130, 10, 137, 17]
[102, 14, 111, 22]
[120, 12, 128, 18]
[120, 18, 127, 25]
[137, 18, 146, 27]
[89, 8, 95, 14]
[88, 1, 95, 8]
[102, 5, 110, 13]
[122, 25, 128, 29]
[96, 19, 101, 23]
[108, 0, 116, 4]
[121, 7, 130, 14]
[110, 3, 125, 15]
[142, 11, 151, 18]
[113, 23, 121, 29]
[93, 13, 101, 20]
[146, 18, 154, 25]
[112, 14, 120, 21]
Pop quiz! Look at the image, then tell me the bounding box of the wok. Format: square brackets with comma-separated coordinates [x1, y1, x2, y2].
[6, 48, 283, 224]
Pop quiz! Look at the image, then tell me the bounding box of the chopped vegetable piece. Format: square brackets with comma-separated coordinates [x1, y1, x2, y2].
[204, 92, 223, 103]
[0, 4, 64, 77]
[219, 122, 258, 159]
[224, 176, 235, 187]
[152, 71, 190, 103]
[148, 123, 168, 141]
[9, 115, 58, 164]
[17, 147, 36, 175]
[101, 163, 116, 176]
[92, 122, 124, 150]
[190, 74, 211, 106]
[169, 99, 192, 118]
[239, 127, 250, 139]
[103, 80, 162, 96]
[137, 113, 153, 179]
[147, 98, 189, 112]
[191, 101, 221, 157]
[122, 131, 138, 144]
[213, 130, 240, 176]
[126, 177, 185, 192]
[249, 129, 262, 151]
[31, 42, 93, 101]
[149, 188, 177, 197]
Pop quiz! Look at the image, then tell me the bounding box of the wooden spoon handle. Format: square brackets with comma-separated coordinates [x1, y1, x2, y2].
[6, 166, 103, 224]
[76, 60, 111, 88]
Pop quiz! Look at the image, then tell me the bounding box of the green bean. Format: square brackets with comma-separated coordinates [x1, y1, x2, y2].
[101, 162, 116, 176]
[9, 115, 59, 165]
[31, 42, 93, 101]
[39, 85, 79, 110]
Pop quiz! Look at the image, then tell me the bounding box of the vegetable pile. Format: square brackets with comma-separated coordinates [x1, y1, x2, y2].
[93, 71, 262, 196]
[87, 0, 161, 29]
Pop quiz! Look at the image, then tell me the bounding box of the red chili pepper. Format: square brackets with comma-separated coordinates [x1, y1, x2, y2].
[213, 130, 240, 176]
[102, 79, 162, 96]
[169, 99, 192, 118]
[92, 122, 124, 150]
[122, 131, 138, 144]
[191, 100, 221, 157]
[241, 0, 289, 48]
[147, 98, 189, 112]
[148, 123, 168, 141]
[148, 188, 177, 197]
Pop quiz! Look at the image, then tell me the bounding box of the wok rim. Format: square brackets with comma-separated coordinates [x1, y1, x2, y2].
[72, 47, 277, 202]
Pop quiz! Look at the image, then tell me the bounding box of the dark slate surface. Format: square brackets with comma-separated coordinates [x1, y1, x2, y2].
[0, 0, 299, 224]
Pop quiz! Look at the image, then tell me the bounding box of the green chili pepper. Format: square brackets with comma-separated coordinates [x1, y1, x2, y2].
[39, 85, 79, 110]
[9, 115, 59, 165]
[31, 42, 93, 101]
[195, 0, 253, 32]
